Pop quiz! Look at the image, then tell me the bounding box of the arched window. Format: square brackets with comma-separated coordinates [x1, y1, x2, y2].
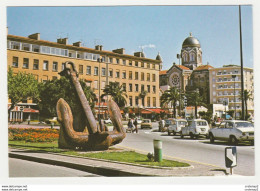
[190, 53, 195, 61]
[183, 54, 188, 62]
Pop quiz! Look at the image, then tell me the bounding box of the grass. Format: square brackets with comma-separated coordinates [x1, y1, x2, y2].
[9, 140, 190, 168]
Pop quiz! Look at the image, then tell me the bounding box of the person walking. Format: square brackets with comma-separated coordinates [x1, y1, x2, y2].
[128, 118, 134, 133]
[134, 118, 138, 133]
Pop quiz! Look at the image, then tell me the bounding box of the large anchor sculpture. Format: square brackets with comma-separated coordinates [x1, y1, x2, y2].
[56, 61, 126, 150]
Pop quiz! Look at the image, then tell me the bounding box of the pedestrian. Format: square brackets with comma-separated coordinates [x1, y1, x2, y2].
[161, 118, 165, 132]
[128, 118, 134, 133]
[134, 118, 138, 133]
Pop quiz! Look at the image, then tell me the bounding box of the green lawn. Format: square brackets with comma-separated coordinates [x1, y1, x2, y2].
[9, 140, 190, 167]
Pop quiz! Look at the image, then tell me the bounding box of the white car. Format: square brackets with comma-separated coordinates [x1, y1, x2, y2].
[168, 119, 187, 136]
[104, 118, 112, 124]
[181, 119, 209, 139]
[209, 120, 254, 145]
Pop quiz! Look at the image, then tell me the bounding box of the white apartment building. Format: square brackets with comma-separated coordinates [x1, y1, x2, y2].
[209, 65, 254, 118]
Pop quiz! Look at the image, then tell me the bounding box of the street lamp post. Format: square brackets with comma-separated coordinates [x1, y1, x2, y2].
[97, 57, 103, 123]
[177, 54, 181, 117]
[232, 75, 236, 120]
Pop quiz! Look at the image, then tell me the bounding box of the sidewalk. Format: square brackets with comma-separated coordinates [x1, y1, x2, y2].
[9, 147, 228, 177]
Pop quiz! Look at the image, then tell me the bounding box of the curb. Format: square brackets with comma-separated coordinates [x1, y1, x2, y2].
[9, 152, 151, 177]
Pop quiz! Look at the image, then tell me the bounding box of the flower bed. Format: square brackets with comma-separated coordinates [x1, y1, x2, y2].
[8, 128, 59, 142]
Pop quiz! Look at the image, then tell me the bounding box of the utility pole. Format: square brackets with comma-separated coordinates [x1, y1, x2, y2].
[239, 5, 245, 120]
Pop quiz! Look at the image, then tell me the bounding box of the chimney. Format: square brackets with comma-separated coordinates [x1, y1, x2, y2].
[28, 33, 40, 40]
[112, 48, 125, 54]
[134, 52, 145, 58]
[95, 45, 103, 51]
[57, 38, 68, 45]
[73, 41, 82, 47]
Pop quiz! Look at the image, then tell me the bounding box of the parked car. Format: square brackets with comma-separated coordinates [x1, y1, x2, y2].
[168, 119, 187, 136]
[141, 119, 152, 129]
[209, 120, 254, 145]
[104, 118, 112, 124]
[137, 118, 142, 124]
[181, 119, 210, 139]
[45, 117, 59, 125]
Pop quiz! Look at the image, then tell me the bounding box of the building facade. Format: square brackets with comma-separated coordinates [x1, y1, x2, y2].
[7, 33, 162, 121]
[209, 65, 254, 118]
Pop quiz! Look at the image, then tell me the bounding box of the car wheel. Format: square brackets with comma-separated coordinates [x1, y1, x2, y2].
[172, 131, 176, 136]
[180, 132, 184, 139]
[168, 131, 171, 136]
[209, 134, 215, 143]
[251, 140, 254, 146]
[230, 136, 238, 146]
[190, 133, 194, 139]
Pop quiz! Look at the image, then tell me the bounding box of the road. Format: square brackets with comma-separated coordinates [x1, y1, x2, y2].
[9, 158, 101, 177]
[118, 122, 255, 176]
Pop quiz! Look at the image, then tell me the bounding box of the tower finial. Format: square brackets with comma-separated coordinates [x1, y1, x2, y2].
[190, 32, 192, 36]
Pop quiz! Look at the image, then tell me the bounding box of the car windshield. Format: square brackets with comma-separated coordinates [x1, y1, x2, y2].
[235, 122, 254, 128]
[178, 121, 186, 126]
[196, 121, 207, 126]
[143, 120, 150, 123]
[165, 120, 172, 125]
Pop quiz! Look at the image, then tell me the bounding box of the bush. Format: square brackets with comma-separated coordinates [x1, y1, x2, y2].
[8, 128, 59, 142]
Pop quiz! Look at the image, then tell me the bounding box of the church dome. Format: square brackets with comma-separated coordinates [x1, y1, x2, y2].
[182, 33, 200, 48]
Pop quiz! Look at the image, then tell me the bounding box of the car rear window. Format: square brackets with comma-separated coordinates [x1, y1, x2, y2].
[196, 121, 207, 126]
[235, 122, 254, 128]
[178, 121, 186, 126]
[143, 120, 150, 123]
[165, 120, 172, 125]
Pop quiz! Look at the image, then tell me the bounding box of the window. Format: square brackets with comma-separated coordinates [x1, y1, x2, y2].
[147, 63, 150, 68]
[87, 66, 91, 75]
[122, 71, 126, 79]
[94, 81, 98, 89]
[22, 43, 30, 51]
[109, 69, 113, 77]
[101, 81, 106, 89]
[122, 83, 126, 91]
[153, 86, 156, 93]
[12, 57, 18, 67]
[123, 60, 126, 65]
[153, 97, 156, 107]
[129, 96, 133, 106]
[147, 97, 150, 107]
[190, 53, 195, 61]
[62, 63, 65, 70]
[94, 67, 98, 75]
[152, 64, 155, 69]
[129, 84, 132, 92]
[79, 65, 83, 74]
[135, 97, 139, 106]
[43, 60, 49, 70]
[147, 85, 150, 93]
[129, 71, 132, 80]
[33, 59, 39, 70]
[23, 58, 29, 69]
[141, 85, 144, 92]
[183, 54, 188, 62]
[116, 58, 120, 64]
[109, 57, 113, 63]
[152, 74, 156, 82]
[42, 75, 48, 82]
[141, 62, 144, 67]
[10, 41, 20, 50]
[32, 44, 40, 52]
[135, 84, 139, 92]
[53, 62, 58, 71]
[102, 68, 106, 76]
[52, 76, 58, 80]
[135, 61, 138, 67]
[135, 72, 138, 80]
[129, 61, 132, 66]
[141, 72, 144, 81]
[147, 73, 150, 81]
[116, 70, 120, 78]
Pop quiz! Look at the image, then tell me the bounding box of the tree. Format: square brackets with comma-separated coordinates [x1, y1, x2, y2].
[186, 89, 205, 119]
[160, 87, 181, 118]
[240, 90, 253, 120]
[101, 82, 128, 108]
[38, 77, 97, 118]
[139, 90, 148, 106]
[8, 68, 39, 114]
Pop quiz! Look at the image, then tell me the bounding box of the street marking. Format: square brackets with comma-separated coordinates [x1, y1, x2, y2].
[117, 145, 223, 169]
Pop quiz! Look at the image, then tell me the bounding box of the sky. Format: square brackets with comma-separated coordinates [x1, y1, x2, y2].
[6, 6, 253, 70]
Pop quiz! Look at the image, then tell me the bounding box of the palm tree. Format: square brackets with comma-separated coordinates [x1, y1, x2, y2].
[160, 87, 180, 118]
[186, 89, 205, 119]
[101, 82, 128, 108]
[240, 90, 253, 119]
[82, 85, 98, 109]
[139, 90, 148, 107]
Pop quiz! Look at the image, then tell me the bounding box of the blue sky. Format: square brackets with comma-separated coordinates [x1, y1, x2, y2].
[7, 6, 253, 69]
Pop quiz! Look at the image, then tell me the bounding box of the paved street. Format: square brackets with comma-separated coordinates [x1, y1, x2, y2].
[9, 158, 101, 177]
[117, 122, 255, 176]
